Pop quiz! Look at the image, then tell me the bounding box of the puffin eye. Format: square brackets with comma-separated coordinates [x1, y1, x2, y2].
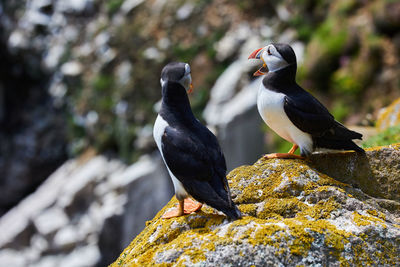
[267, 47, 272, 55]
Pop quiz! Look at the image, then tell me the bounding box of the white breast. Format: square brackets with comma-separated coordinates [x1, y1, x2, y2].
[257, 86, 313, 154]
[153, 115, 188, 198]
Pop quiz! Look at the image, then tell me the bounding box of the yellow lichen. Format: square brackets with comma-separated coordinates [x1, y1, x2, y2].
[353, 211, 387, 228]
[376, 98, 400, 131]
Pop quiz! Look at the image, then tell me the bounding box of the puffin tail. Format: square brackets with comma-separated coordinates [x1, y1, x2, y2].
[314, 138, 365, 153]
[221, 204, 242, 220]
[202, 185, 242, 220]
[332, 121, 363, 140]
[203, 194, 242, 220]
[314, 121, 365, 153]
[186, 179, 242, 220]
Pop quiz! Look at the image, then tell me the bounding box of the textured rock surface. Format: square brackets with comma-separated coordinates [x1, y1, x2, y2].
[112, 145, 400, 266]
[309, 144, 400, 202]
[0, 154, 173, 267]
[377, 98, 400, 131]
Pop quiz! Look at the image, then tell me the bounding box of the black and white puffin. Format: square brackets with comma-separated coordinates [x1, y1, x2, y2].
[248, 43, 364, 159]
[153, 62, 241, 219]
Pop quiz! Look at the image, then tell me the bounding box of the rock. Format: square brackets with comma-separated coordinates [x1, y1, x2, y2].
[115, 61, 132, 86]
[309, 144, 400, 202]
[33, 208, 69, 236]
[213, 23, 254, 62]
[376, 98, 400, 131]
[120, 0, 145, 15]
[0, 154, 173, 267]
[58, 245, 100, 267]
[0, 249, 27, 267]
[203, 60, 264, 171]
[176, 3, 195, 21]
[60, 61, 83, 77]
[112, 145, 400, 266]
[56, 0, 94, 14]
[53, 226, 79, 249]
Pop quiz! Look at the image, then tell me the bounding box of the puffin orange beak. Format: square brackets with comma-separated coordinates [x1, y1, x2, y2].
[248, 48, 268, 76]
[253, 63, 268, 76]
[248, 47, 264, 59]
[188, 83, 193, 94]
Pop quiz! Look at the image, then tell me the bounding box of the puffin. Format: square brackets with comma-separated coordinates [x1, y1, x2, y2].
[153, 62, 241, 219]
[248, 43, 364, 159]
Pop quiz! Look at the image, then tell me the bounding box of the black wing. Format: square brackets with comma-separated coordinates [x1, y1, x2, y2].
[283, 89, 335, 136]
[162, 124, 236, 207]
[161, 126, 214, 182]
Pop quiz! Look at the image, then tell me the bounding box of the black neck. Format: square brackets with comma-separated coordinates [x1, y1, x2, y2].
[263, 64, 297, 92]
[160, 81, 195, 123]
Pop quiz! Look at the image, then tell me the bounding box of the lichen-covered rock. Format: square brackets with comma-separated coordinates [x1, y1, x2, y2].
[376, 98, 400, 131]
[112, 145, 400, 266]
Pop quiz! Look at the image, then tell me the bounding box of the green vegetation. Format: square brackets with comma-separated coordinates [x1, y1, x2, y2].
[362, 125, 400, 148]
[62, 0, 399, 162]
[107, 0, 124, 15]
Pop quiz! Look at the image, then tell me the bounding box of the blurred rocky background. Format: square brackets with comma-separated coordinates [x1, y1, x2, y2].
[0, 0, 399, 266]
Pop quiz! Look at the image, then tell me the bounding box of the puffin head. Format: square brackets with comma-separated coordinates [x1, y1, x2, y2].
[160, 62, 193, 93]
[248, 43, 297, 76]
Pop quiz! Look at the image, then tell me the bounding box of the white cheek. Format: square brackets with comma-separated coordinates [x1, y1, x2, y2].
[265, 55, 289, 72]
[160, 78, 166, 87]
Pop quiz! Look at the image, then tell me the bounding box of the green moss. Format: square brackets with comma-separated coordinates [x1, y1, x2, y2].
[107, 0, 124, 15]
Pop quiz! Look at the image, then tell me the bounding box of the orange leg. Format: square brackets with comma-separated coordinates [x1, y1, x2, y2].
[263, 144, 305, 160]
[162, 198, 203, 219]
[288, 144, 298, 154]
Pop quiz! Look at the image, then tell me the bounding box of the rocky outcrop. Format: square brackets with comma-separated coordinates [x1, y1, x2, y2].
[0, 153, 173, 267]
[112, 144, 400, 266]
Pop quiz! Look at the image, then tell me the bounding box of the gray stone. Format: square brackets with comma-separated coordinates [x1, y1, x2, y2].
[214, 23, 254, 61]
[0, 154, 173, 267]
[31, 256, 61, 267]
[30, 0, 52, 10]
[120, 155, 173, 245]
[204, 60, 265, 170]
[176, 3, 195, 20]
[33, 208, 69, 235]
[56, 0, 93, 14]
[115, 61, 132, 86]
[0, 249, 27, 267]
[120, 0, 145, 15]
[8, 30, 29, 50]
[0, 160, 77, 248]
[61, 61, 83, 77]
[59, 245, 100, 267]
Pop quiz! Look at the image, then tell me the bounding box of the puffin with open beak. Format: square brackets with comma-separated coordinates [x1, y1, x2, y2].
[153, 62, 242, 219]
[248, 43, 364, 159]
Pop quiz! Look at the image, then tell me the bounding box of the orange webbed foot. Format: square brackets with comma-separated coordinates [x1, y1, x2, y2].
[162, 198, 202, 219]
